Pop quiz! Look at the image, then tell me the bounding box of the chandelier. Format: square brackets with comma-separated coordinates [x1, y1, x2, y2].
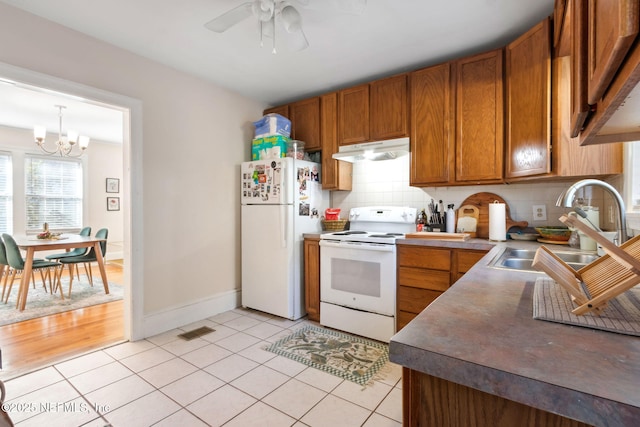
[33, 105, 90, 157]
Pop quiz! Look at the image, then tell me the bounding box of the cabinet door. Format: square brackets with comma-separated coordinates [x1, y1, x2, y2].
[290, 97, 321, 152]
[409, 63, 454, 186]
[320, 93, 352, 191]
[587, 0, 639, 105]
[263, 105, 289, 118]
[338, 84, 370, 145]
[452, 249, 488, 283]
[370, 74, 409, 140]
[571, 0, 590, 137]
[303, 237, 320, 322]
[554, 0, 571, 56]
[505, 19, 551, 179]
[456, 49, 504, 183]
[553, 56, 623, 176]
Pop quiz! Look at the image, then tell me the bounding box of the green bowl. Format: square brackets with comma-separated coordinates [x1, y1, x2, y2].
[535, 226, 571, 241]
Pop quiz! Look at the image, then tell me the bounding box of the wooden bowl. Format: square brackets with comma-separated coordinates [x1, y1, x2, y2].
[534, 226, 571, 242]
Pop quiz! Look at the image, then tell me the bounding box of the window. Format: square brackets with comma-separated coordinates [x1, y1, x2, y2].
[0, 152, 13, 234]
[630, 141, 640, 209]
[24, 155, 83, 232]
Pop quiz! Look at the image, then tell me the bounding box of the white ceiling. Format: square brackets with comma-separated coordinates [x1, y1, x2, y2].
[0, 0, 554, 143]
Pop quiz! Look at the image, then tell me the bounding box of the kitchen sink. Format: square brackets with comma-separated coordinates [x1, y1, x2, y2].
[490, 247, 600, 272]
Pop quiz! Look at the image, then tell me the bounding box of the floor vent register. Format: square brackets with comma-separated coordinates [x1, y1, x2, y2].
[177, 326, 216, 341]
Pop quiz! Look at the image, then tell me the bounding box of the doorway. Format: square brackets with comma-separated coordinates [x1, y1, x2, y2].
[0, 61, 142, 376]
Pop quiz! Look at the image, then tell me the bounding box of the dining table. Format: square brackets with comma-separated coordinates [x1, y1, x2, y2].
[14, 234, 109, 311]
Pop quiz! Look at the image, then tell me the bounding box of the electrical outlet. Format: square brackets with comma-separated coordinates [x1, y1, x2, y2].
[533, 205, 547, 221]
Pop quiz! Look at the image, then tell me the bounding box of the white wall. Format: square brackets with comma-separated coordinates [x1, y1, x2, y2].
[0, 3, 267, 338]
[331, 156, 617, 231]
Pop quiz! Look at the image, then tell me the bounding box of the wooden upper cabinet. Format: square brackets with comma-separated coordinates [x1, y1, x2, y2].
[456, 49, 504, 183]
[410, 63, 454, 186]
[338, 84, 370, 145]
[338, 74, 408, 145]
[553, 56, 623, 176]
[320, 93, 352, 191]
[554, 0, 571, 56]
[571, 0, 590, 137]
[587, 0, 639, 105]
[505, 19, 551, 179]
[263, 105, 289, 118]
[370, 74, 409, 140]
[290, 97, 321, 152]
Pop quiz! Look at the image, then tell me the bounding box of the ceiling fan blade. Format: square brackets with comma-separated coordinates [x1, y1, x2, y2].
[335, 0, 367, 14]
[204, 2, 253, 33]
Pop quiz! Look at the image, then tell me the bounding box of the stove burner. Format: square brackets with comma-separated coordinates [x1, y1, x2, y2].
[331, 231, 367, 235]
[367, 234, 396, 238]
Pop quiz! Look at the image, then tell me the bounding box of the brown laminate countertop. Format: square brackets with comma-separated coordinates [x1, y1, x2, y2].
[390, 239, 640, 427]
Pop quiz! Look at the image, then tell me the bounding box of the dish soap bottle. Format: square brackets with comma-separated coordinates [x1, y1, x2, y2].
[446, 204, 455, 233]
[416, 209, 426, 232]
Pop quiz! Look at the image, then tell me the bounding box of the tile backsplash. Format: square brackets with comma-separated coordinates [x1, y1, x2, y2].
[329, 156, 611, 229]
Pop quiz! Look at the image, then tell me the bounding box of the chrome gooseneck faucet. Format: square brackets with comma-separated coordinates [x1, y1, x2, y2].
[556, 179, 629, 243]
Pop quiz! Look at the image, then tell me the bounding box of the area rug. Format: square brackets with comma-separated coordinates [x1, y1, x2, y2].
[0, 277, 123, 326]
[533, 276, 640, 336]
[265, 325, 389, 386]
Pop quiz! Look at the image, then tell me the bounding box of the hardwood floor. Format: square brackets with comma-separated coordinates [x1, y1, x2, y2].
[0, 262, 125, 379]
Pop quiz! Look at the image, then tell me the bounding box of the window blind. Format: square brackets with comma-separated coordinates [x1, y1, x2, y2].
[25, 155, 83, 232]
[0, 152, 12, 234]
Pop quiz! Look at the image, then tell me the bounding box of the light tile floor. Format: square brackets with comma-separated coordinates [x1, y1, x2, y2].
[2, 308, 403, 427]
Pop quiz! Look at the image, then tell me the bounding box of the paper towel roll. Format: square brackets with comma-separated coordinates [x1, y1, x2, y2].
[489, 201, 506, 241]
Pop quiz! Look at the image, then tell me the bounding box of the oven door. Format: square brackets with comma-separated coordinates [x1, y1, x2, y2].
[319, 239, 396, 316]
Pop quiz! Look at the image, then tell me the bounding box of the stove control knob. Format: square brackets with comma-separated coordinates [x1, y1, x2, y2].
[350, 210, 360, 220]
[402, 209, 414, 221]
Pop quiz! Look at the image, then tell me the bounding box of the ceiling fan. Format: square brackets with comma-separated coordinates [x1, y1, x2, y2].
[204, 0, 367, 53]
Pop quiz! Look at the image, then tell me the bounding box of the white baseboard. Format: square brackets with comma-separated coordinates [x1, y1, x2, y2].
[105, 251, 124, 261]
[142, 289, 241, 338]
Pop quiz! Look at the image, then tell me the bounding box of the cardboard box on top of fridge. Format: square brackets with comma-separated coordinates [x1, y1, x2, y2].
[253, 113, 291, 138]
[252, 135, 289, 160]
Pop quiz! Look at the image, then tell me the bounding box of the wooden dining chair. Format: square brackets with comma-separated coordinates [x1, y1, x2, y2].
[57, 228, 108, 298]
[1, 234, 63, 306]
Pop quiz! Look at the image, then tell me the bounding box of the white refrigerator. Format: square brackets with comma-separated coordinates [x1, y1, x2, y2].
[241, 157, 329, 320]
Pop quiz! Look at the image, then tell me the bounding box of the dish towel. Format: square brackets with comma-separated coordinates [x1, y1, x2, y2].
[533, 276, 640, 336]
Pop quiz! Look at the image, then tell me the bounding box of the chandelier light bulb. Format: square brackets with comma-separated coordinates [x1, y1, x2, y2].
[34, 125, 46, 143]
[67, 130, 79, 144]
[33, 105, 89, 157]
[79, 135, 90, 149]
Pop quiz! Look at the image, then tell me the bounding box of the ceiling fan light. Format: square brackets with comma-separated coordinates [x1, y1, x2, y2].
[252, 0, 274, 21]
[281, 5, 302, 33]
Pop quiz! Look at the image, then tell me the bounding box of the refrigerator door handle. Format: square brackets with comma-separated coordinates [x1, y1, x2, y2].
[280, 205, 288, 247]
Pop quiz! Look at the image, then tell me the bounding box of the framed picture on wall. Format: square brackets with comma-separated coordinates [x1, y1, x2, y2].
[106, 178, 120, 193]
[107, 197, 120, 211]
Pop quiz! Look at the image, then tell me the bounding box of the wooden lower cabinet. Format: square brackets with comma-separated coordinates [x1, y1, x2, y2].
[303, 236, 320, 321]
[403, 368, 592, 427]
[397, 245, 487, 331]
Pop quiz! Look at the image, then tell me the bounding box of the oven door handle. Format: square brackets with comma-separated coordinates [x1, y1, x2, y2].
[319, 240, 395, 252]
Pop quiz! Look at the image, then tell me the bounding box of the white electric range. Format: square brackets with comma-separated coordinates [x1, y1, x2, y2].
[319, 206, 417, 342]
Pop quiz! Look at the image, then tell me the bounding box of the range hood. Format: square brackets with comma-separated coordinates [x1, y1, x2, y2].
[332, 137, 410, 162]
